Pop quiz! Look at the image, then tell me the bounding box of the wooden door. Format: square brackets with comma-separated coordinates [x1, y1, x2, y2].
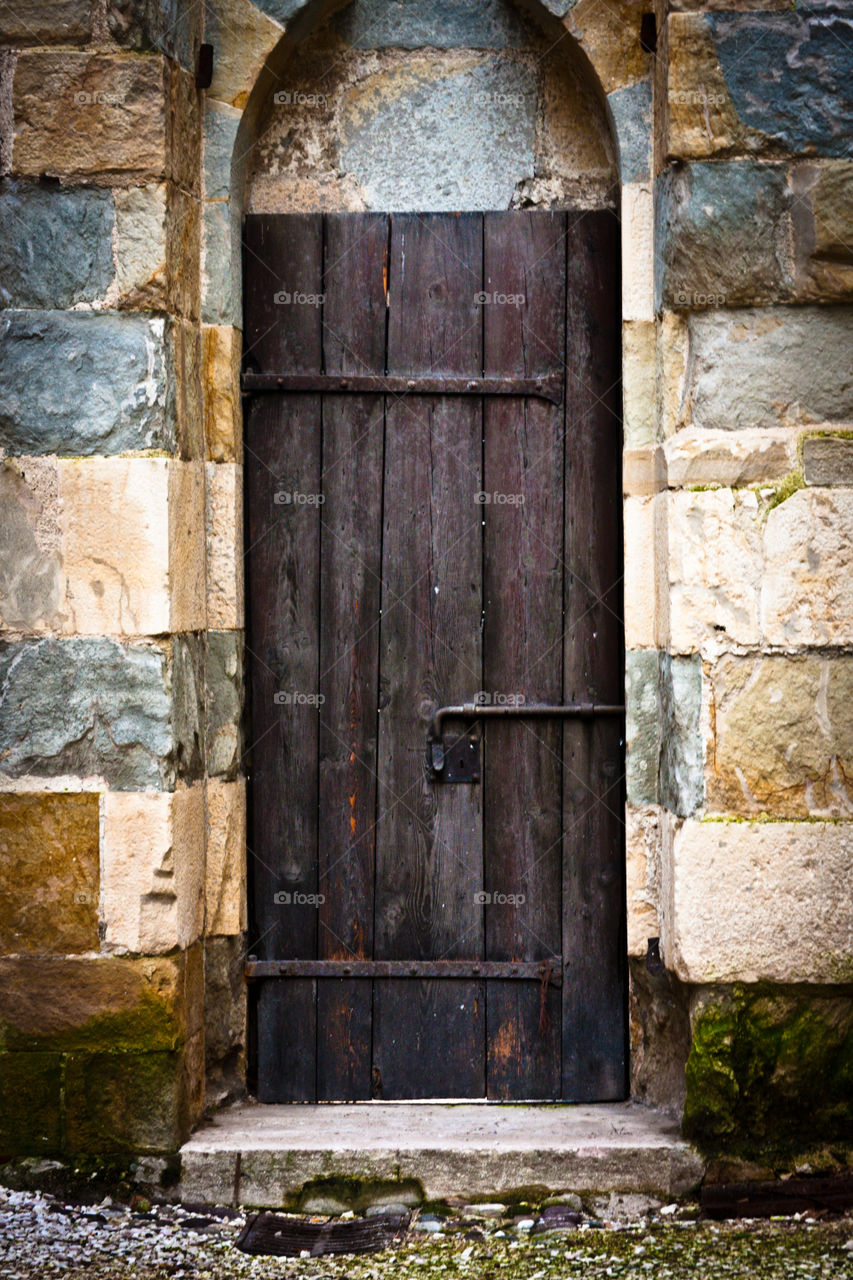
[243, 211, 625, 1102]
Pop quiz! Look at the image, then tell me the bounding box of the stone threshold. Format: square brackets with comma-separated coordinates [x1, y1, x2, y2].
[178, 1100, 704, 1208]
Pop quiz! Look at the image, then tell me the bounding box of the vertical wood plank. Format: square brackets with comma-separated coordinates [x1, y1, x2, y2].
[316, 213, 388, 1100]
[372, 213, 485, 1098]
[561, 210, 626, 1101]
[483, 212, 566, 1099]
[244, 213, 323, 1102]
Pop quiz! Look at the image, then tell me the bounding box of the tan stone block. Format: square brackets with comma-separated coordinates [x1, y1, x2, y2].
[0, 457, 63, 633]
[708, 653, 853, 818]
[564, 0, 651, 95]
[621, 184, 654, 322]
[667, 488, 763, 651]
[205, 777, 246, 936]
[626, 806, 662, 958]
[114, 183, 169, 308]
[622, 319, 656, 450]
[11, 52, 169, 183]
[624, 495, 666, 649]
[169, 461, 206, 633]
[101, 787, 204, 955]
[168, 64, 202, 196]
[171, 318, 204, 460]
[657, 311, 689, 440]
[205, 462, 243, 631]
[762, 488, 853, 646]
[663, 13, 760, 161]
[664, 428, 797, 488]
[207, 0, 288, 111]
[202, 325, 242, 463]
[662, 818, 853, 983]
[791, 161, 853, 301]
[623, 448, 665, 497]
[0, 793, 99, 955]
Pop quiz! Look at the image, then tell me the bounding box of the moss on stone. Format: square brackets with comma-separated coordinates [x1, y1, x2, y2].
[683, 985, 853, 1158]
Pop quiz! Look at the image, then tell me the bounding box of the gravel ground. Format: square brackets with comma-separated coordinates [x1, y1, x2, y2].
[1, 1188, 852, 1279]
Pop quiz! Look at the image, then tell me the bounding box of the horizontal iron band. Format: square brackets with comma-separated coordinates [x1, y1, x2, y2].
[429, 701, 625, 741]
[241, 372, 563, 405]
[245, 958, 562, 986]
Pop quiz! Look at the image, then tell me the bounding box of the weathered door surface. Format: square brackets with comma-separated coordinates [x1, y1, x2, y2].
[243, 211, 624, 1102]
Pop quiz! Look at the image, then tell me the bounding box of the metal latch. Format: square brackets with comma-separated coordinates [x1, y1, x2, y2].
[427, 733, 481, 783]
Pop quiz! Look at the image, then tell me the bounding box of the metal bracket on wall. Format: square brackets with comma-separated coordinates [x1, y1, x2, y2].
[241, 372, 564, 404]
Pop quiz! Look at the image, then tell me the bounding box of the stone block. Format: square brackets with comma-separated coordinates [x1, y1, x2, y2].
[0, 794, 99, 955]
[202, 199, 242, 327]
[607, 80, 652, 184]
[101, 786, 204, 955]
[333, 0, 532, 48]
[621, 184, 653, 322]
[0, 0, 92, 44]
[0, 949, 198, 1052]
[667, 488, 763, 651]
[0, 311, 175, 456]
[0, 1052, 62, 1157]
[206, 462, 244, 631]
[203, 99, 242, 203]
[0, 180, 114, 308]
[171, 633, 205, 782]
[625, 649, 659, 808]
[204, 934, 247, 1107]
[0, 638, 174, 790]
[657, 311, 689, 441]
[762, 488, 853, 646]
[202, 324, 242, 462]
[790, 161, 853, 302]
[625, 806, 661, 956]
[170, 317, 204, 461]
[339, 56, 536, 212]
[108, 0, 202, 71]
[114, 182, 199, 319]
[659, 653, 703, 817]
[206, 777, 247, 937]
[167, 63, 202, 196]
[65, 1047, 189, 1153]
[168, 461, 206, 632]
[708, 653, 853, 818]
[623, 448, 665, 497]
[664, 428, 796, 489]
[563, 0, 651, 95]
[11, 52, 170, 183]
[0, 457, 63, 632]
[662, 818, 853, 984]
[623, 495, 665, 650]
[206, 630, 243, 779]
[622, 320, 655, 451]
[802, 435, 853, 487]
[656, 162, 793, 310]
[205, 0, 288, 111]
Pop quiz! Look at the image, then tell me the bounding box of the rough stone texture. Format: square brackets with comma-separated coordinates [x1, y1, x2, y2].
[562, 0, 651, 96]
[332, 0, 533, 49]
[607, 80, 651, 184]
[667, 489, 763, 651]
[0, 311, 175, 456]
[622, 447, 664, 497]
[656, 162, 793, 310]
[10, 52, 171, 183]
[0, 638, 174, 790]
[803, 435, 853, 487]
[101, 787, 205, 955]
[172, 633, 206, 783]
[625, 649, 659, 808]
[206, 462, 244, 631]
[339, 56, 536, 211]
[659, 653, 703, 818]
[205, 0, 289, 111]
[623, 495, 664, 650]
[622, 320, 655, 450]
[107, 0, 203, 71]
[662, 818, 853, 984]
[0, 180, 114, 308]
[0, 458, 63, 632]
[628, 956, 691, 1116]
[203, 100, 241, 202]
[684, 984, 853, 1158]
[682, 307, 853, 432]
[790, 161, 853, 301]
[206, 777, 247, 937]
[625, 805, 661, 955]
[657, 310, 689, 442]
[201, 199, 242, 328]
[170, 317, 204, 461]
[621, 184, 653, 322]
[114, 182, 201, 319]
[0, 1051, 63, 1156]
[0, 0, 92, 44]
[204, 934, 247, 1108]
[0, 794, 99, 955]
[664, 428, 796, 488]
[202, 325, 242, 462]
[206, 631, 243, 779]
[762, 488, 853, 647]
[168, 461, 206, 633]
[708, 654, 853, 818]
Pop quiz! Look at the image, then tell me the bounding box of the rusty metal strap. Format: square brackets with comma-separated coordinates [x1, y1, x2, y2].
[240, 372, 564, 405]
[245, 958, 563, 986]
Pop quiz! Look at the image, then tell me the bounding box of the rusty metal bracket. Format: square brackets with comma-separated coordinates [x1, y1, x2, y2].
[245, 958, 563, 986]
[241, 372, 564, 404]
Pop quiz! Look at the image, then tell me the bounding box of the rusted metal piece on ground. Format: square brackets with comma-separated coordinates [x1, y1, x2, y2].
[701, 1172, 853, 1219]
[235, 1210, 410, 1257]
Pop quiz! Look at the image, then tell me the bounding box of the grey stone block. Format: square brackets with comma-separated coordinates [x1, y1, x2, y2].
[659, 653, 703, 818]
[204, 935, 247, 1108]
[0, 638, 173, 790]
[0, 181, 115, 308]
[608, 81, 652, 184]
[339, 57, 536, 211]
[0, 311, 176, 456]
[0, 0, 91, 43]
[203, 102, 241, 203]
[206, 630, 243, 779]
[172, 634, 206, 782]
[625, 649, 659, 807]
[656, 162, 793, 310]
[803, 435, 853, 487]
[710, 10, 853, 158]
[107, 0, 201, 71]
[202, 201, 242, 328]
[333, 0, 532, 50]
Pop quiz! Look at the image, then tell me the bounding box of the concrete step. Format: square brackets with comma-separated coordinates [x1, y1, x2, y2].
[178, 1101, 704, 1208]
